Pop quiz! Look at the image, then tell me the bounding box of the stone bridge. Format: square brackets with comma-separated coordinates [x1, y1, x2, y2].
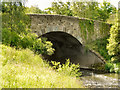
[28, 14, 111, 68]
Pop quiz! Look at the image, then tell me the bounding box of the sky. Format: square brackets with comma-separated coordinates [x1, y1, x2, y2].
[25, 0, 120, 10]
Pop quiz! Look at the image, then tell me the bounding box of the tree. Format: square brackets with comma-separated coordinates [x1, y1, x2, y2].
[71, 1, 99, 19]
[97, 0, 116, 21]
[2, 1, 55, 55]
[2, 2, 30, 34]
[2, 1, 32, 47]
[107, 10, 120, 62]
[45, 1, 73, 16]
[45, 0, 116, 21]
[2, 2, 30, 47]
[25, 6, 47, 14]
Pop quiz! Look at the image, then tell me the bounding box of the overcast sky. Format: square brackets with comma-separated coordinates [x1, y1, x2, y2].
[25, 0, 120, 10]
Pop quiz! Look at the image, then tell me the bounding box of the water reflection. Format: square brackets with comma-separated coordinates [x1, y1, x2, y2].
[80, 69, 119, 88]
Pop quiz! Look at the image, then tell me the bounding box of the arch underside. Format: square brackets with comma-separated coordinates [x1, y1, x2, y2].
[40, 31, 104, 68]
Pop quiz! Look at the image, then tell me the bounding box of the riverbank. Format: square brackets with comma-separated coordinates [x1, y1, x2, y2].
[0, 45, 83, 88]
[1, 44, 119, 88]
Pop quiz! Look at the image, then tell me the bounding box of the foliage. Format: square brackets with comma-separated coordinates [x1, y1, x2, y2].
[33, 38, 55, 55]
[2, 2, 30, 47]
[2, 2, 55, 55]
[105, 62, 119, 73]
[107, 13, 117, 24]
[85, 36, 119, 73]
[19, 33, 37, 49]
[86, 32, 119, 73]
[106, 10, 120, 73]
[25, 6, 47, 14]
[2, 2, 30, 34]
[2, 28, 55, 55]
[91, 61, 119, 73]
[45, 2, 73, 16]
[51, 59, 82, 77]
[0, 45, 83, 88]
[97, 0, 116, 21]
[79, 19, 94, 42]
[86, 36, 112, 61]
[72, 1, 99, 20]
[2, 28, 20, 47]
[45, 0, 116, 21]
[107, 14, 120, 62]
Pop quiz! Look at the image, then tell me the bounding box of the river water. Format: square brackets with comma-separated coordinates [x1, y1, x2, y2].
[80, 69, 119, 88]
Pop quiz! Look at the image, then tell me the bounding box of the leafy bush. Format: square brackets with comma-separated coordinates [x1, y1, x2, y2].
[105, 62, 119, 73]
[106, 13, 120, 73]
[51, 59, 82, 77]
[20, 33, 37, 49]
[107, 23, 120, 62]
[33, 38, 55, 55]
[2, 28, 21, 48]
[2, 28, 55, 55]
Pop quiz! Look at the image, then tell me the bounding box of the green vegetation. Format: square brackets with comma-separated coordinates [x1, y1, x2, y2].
[107, 18, 120, 62]
[107, 14, 117, 24]
[96, 1, 116, 21]
[0, 45, 83, 88]
[105, 62, 119, 73]
[45, 0, 116, 21]
[51, 59, 82, 77]
[1, 1, 119, 88]
[25, 6, 47, 14]
[106, 11, 120, 73]
[79, 19, 94, 42]
[86, 35, 119, 73]
[79, 18, 110, 43]
[1, 1, 83, 88]
[45, 2, 73, 16]
[2, 2, 54, 55]
[86, 36, 111, 61]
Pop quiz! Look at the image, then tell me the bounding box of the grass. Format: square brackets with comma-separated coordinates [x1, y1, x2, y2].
[0, 45, 83, 88]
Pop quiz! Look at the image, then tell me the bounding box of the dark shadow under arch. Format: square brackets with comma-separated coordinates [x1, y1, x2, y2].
[40, 31, 83, 63]
[39, 31, 104, 68]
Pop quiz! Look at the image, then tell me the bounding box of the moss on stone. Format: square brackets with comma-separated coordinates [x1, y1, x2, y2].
[79, 19, 94, 43]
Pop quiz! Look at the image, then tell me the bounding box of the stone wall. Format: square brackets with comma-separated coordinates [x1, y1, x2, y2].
[28, 14, 111, 44]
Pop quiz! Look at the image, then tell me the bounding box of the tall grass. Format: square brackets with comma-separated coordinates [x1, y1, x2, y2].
[0, 45, 83, 88]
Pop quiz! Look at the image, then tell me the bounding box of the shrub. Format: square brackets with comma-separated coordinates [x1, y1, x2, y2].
[51, 59, 82, 77]
[107, 11, 120, 62]
[20, 33, 37, 49]
[105, 62, 119, 73]
[2, 28, 21, 48]
[107, 23, 120, 62]
[2, 28, 55, 55]
[106, 12, 120, 73]
[33, 38, 55, 55]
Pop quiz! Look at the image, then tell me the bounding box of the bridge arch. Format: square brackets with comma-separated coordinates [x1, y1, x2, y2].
[29, 14, 111, 44]
[40, 31, 104, 68]
[28, 14, 109, 68]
